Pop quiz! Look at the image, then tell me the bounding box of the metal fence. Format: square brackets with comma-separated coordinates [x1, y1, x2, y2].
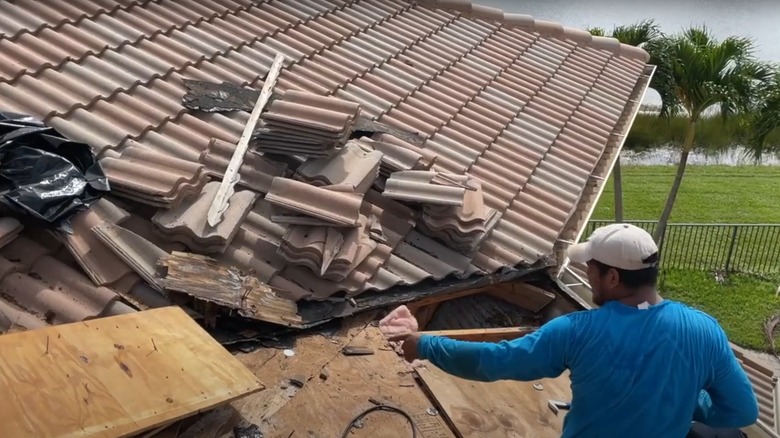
[584, 220, 780, 275]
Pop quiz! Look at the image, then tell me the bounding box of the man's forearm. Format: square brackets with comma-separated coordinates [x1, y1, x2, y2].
[418, 334, 505, 381]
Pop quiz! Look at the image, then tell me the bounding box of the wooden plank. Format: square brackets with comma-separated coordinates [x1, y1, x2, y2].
[488, 282, 556, 313]
[0, 307, 264, 438]
[407, 286, 492, 310]
[416, 364, 571, 438]
[260, 324, 455, 438]
[160, 252, 303, 328]
[421, 327, 536, 343]
[207, 53, 284, 227]
[227, 313, 378, 432]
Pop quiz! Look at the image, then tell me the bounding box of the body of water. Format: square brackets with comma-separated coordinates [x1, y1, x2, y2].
[621, 146, 780, 166]
[480, 0, 780, 105]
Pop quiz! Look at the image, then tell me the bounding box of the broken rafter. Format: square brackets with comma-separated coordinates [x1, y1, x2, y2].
[159, 251, 304, 328]
[207, 53, 285, 227]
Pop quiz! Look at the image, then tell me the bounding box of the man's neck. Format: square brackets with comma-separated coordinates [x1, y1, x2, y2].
[617, 287, 662, 308]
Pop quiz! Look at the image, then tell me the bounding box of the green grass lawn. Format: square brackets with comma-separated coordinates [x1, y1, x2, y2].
[661, 270, 780, 351]
[593, 165, 780, 223]
[591, 164, 780, 351]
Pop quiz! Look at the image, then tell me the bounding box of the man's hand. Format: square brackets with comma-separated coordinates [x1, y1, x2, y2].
[388, 332, 422, 363]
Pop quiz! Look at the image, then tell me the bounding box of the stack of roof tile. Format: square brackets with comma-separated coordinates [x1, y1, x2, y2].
[100, 145, 209, 208]
[253, 90, 361, 157]
[0, 0, 651, 327]
[419, 179, 501, 253]
[277, 216, 376, 282]
[357, 134, 437, 176]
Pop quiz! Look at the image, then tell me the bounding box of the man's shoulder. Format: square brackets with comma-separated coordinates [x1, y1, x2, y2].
[571, 300, 723, 328]
[660, 300, 722, 325]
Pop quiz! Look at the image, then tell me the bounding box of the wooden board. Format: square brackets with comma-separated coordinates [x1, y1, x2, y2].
[260, 324, 455, 438]
[488, 282, 556, 313]
[417, 364, 571, 438]
[0, 307, 264, 438]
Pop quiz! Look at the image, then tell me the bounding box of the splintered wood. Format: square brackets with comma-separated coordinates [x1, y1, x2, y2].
[0, 307, 264, 438]
[160, 251, 303, 328]
[207, 53, 285, 227]
[416, 364, 571, 438]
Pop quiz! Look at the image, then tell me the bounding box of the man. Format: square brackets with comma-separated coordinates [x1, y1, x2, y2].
[391, 224, 758, 437]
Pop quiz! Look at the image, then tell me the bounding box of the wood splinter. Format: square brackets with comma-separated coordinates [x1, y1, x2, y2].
[207, 53, 285, 227]
[341, 345, 375, 356]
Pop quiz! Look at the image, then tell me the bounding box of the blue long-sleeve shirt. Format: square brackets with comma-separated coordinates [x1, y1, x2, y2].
[417, 300, 758, 437]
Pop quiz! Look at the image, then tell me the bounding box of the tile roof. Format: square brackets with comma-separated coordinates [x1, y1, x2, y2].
[0, 0, 652, 326]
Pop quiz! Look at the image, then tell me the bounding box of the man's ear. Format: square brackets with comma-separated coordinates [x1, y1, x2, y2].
[607, 267, 621, 288]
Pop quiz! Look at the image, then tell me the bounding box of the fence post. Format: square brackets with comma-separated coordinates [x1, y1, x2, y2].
[724, 225, 739, 274]
[657, 225, 667, 268]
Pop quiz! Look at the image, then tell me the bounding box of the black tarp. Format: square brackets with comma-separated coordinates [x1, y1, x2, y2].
[0, 111, 110, 232]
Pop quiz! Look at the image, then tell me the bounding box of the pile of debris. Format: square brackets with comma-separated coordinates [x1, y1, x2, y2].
[158, 75, 503, 322]
[0, 59, 515, 334]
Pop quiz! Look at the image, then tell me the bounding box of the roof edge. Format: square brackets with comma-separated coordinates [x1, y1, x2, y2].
[409, 0, 651, 63]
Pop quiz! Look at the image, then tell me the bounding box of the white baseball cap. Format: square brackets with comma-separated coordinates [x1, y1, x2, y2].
[567, 223, 659, 270]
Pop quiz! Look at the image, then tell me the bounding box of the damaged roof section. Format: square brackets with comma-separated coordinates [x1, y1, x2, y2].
[0, 0, 651, 331]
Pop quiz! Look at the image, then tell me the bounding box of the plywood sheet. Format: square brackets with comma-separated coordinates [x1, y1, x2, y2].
[261, 325, 455, 438]
[226, 313, 379, 434]
[0, 307, 264, 438]
[417, 364, 571, 438]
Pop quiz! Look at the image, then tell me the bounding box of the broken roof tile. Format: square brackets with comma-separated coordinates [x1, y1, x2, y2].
[199, 138, 288, 193]
[92, 223, 169, 294]
[60, 199, 136, 287]
[0, 218, 23, 249]
[266, 177, 363, 227]
[152, 181, 258, 253]
[294, 141, 382, 193]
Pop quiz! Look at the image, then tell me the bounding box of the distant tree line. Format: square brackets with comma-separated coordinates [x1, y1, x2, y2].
[625, 113, 780, 152]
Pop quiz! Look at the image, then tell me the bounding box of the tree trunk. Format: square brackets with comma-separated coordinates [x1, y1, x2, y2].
[653, 118, 696, 245]
[613, 157, 624, 222]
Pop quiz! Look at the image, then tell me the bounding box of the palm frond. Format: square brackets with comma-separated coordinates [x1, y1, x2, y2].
[611, 19, 662, 47]
[747, 68, 780, 161]
[644, 37, 681, 117]
[661, 26, 761, 119]
[586, 26, 606, 37]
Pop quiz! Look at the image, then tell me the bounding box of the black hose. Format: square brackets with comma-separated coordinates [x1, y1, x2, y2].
[340, 403, 418, 438]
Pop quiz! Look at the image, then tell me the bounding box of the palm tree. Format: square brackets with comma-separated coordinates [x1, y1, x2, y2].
[747, 67, 780, 161]
[648, 27, 769, 244]
[587, 21, 663, 222]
